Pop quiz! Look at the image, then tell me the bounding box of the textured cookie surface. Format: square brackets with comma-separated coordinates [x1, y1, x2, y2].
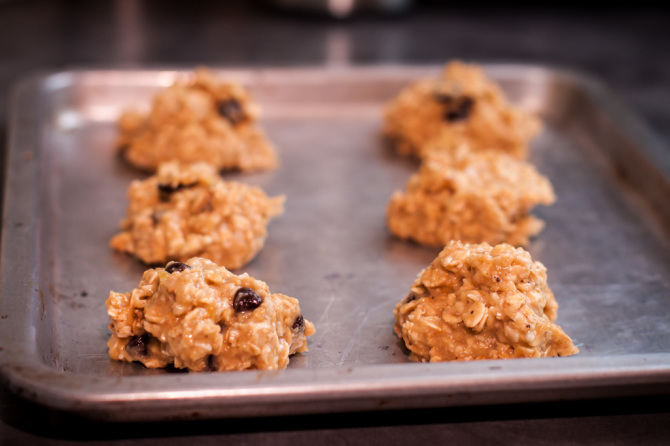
[117, 68, 278, 172]
[394, 241, 578, 362]
[107, 257, 315, 371]
[387, 146, 555, 247]
[110, 161, 283, 269]
[382, 61, 541, 159]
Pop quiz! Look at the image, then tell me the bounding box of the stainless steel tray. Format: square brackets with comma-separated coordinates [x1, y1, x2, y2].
[1, 65, 670, 422]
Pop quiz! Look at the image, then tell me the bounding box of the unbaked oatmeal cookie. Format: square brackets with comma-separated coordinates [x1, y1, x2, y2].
[394, 241, 578, 362]
[117, 68, 278, 172]
[382, 61, 541, 159]
[110, 161, 284, 269]
[386, 146, 555, 247]
[107, 257, 315, 371]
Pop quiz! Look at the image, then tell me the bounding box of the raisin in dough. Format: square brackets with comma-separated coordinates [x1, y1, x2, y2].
[394, 241, 578, 362]
[110, 161, 283, 269]
[387, 146, 555, 247]
[382, 61, 541, 159]
[107, 257, 315, 371]
[117, 68, 278, 172]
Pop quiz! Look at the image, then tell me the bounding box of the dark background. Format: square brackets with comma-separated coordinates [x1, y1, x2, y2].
[1, 0, 670, 444]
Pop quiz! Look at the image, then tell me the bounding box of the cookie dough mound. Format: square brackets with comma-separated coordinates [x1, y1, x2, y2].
[110, 161, 284, 269]
[382, 61, 541, 159]
[106, 257, 315, 371]
[394, 241, 578, 362]
[117, 68, 278, 172]
[387, 146, 555, 247]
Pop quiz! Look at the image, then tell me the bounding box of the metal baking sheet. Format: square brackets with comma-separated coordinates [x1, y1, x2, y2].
[1, 65, 670, 422]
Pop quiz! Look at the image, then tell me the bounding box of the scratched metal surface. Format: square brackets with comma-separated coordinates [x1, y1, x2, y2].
[1, 66, 670, 421]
